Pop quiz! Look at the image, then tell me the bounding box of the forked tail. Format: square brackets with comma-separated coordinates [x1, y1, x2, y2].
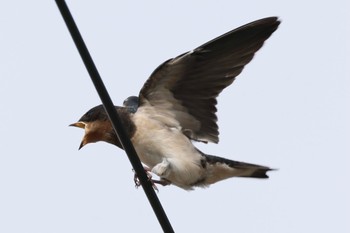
[203, 153, 274, 185]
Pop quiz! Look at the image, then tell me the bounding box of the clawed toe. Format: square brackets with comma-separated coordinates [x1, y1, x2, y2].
[132, 167, 171, 191]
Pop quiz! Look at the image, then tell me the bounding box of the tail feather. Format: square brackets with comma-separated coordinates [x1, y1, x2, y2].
[202, 153, 274, 185]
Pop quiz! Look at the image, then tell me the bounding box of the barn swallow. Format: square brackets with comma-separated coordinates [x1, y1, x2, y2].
[70, 17, 280, 190]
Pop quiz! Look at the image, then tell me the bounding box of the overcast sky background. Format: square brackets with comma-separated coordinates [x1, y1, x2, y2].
[0, 1, 349, 232]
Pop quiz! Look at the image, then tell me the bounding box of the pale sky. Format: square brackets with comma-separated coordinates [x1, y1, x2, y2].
[0, 1, 349, 232]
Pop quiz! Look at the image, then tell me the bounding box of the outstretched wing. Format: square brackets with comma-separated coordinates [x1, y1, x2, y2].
[138, 17, 280, 143]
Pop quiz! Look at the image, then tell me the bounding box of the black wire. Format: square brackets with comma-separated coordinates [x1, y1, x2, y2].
[55, 1, 174, 232]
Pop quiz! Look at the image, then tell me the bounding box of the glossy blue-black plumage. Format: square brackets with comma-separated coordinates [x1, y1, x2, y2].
[123, 96, 139, 113]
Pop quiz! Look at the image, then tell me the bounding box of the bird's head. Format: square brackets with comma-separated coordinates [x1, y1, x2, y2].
[70, 105, 115, 149]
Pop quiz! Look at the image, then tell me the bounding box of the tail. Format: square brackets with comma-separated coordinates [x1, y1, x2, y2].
[203, 153, 274, 185]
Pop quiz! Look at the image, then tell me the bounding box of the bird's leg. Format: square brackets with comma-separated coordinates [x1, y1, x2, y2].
[133, 166, 152, 187]
[152, 178, 171, 187]
[132, 167, 171, 191]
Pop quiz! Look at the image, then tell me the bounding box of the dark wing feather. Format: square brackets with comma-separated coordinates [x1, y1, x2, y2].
[139, 17, 280, 143]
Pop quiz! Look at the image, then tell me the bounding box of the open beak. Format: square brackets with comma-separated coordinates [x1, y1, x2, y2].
[69, 122, 86, 129]
[79, 139, 86, 150]
[70, 122, 87, 150]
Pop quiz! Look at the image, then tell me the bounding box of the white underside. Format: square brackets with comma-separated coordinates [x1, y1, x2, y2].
[131, 106, 206, 189]
[129, 105, 258, 190]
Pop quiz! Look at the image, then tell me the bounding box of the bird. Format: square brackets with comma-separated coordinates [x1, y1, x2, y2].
[70, 17, 280, 190]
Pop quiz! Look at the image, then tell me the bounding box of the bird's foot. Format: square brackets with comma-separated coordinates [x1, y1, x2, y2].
[132, 167, 171, 191]
[152, 178, 171, 187]
[133, 166, 152, 187]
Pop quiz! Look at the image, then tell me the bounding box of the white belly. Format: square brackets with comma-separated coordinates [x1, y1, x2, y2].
[130, 107, 206, 189]
[131, 112, 198, 167]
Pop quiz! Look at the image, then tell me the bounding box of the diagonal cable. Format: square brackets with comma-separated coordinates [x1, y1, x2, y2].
[55, 1, 174, 232]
